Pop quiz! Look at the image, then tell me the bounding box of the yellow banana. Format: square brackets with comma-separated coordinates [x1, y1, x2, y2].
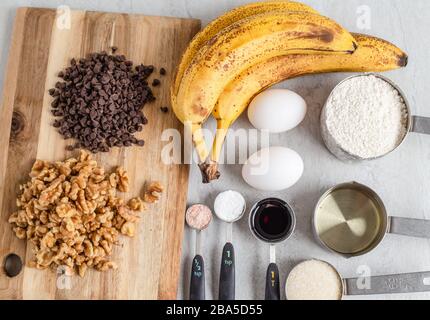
[172, 1, 319, 97]
[172, 11, 357, 182]
[203, 34, 408, 182]
[172, 2, 321, 180]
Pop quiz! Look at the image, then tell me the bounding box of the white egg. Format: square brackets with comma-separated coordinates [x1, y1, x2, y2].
[248, 89, 307, 133]
[242, 146, 304, 191]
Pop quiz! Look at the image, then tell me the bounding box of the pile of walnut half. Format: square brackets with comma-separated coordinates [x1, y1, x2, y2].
[8, 150, 163, 277]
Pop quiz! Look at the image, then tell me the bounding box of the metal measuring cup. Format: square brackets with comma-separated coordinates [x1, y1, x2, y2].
[321, 73, 430, 161]
[249, 198, 296, 300]
[313, 182, 430, 258]
[285, 259, 430, 300]
[214, 190, 246, 300]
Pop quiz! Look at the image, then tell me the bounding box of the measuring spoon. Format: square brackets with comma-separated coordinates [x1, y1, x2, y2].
[186, 204, 213, 300]
[286, 259, 430, 300]
[313, 182, 430, 257]
[214, 190, 246, 300]
[249, 198, 296, 300]
[321, 73, 430, 161]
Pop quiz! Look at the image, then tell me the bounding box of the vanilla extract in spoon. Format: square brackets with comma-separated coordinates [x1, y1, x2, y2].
[249, 198, 296, 300]
[252, 199, 293, 243]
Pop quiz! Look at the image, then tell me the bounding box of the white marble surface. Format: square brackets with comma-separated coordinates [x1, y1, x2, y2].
[1, 0, 430, 300]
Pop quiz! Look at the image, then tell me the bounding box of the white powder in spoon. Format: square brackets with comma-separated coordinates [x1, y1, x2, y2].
[324, 75, 408, 159]
[286, 260, 343, 300]
[214, 190, 246, 223]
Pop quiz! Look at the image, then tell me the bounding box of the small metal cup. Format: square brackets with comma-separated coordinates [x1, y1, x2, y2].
[312, 182, 388, 257]
[313, 182, 430, 258]
[320, 73, 430, 161]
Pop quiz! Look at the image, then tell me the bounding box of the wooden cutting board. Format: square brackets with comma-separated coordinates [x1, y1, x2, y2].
[0, 7, 200, 300]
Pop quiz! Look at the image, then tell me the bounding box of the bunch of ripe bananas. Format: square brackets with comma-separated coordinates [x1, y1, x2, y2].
[171, 1, 408, 183]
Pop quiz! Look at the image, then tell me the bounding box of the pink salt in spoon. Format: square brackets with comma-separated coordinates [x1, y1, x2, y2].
[186, 204, 213, 300]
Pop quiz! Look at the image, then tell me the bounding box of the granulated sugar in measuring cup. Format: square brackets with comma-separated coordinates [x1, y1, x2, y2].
[286, 260, 343, 300]
[321, 74, 430, 161]
[286, 260, 430, 300]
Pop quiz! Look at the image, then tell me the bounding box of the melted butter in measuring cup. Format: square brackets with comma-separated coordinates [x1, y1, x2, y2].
[314, 187, 383, 254]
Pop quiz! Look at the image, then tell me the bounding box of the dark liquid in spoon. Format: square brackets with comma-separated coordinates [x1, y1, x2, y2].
[252, 199, 294, 242]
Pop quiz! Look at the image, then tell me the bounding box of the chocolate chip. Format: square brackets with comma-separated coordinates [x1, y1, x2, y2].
[159, 68, 166, 75]
[160, 106, 169, 113]
[49, 49, 162, 153]
[4, 254, 22, 278]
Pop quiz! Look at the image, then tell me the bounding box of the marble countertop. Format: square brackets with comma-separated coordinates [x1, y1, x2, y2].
[1, 0, 430, 300]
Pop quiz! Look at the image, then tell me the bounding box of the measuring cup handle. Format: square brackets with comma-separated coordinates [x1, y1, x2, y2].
[190, 255, 205, 300]
[265, 263, 280, 300]
[219, 242, 235, 300]
[388, 217, 430, 239]
[411, 115, 430, 134]
[345, 271, 430, 296]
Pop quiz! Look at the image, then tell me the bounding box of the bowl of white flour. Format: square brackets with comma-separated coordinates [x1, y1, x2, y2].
[321, 74, 411, 161]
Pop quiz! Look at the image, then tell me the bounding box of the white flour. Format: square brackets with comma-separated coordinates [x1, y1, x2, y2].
[324, 75, 408, 159]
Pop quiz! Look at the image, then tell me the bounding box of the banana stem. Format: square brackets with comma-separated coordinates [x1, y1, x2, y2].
[189, 123, 219, 183]
[198, 119, 231, 184]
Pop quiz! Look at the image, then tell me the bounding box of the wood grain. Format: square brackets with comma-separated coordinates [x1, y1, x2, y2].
[0, 7, 200, 300]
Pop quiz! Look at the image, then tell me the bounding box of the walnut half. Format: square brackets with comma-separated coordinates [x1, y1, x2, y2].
[143, 182, 164, 204]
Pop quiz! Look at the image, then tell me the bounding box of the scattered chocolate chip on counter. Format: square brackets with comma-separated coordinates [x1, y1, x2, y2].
[49, 50, 163, 153]
[159, 67, 166, 75]
[160, 106, 169, 113]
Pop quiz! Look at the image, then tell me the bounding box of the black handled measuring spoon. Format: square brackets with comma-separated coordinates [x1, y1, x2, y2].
[214, 190, 246, 300]
[249, 198, 296, 300]
[186, 204, 213, 300]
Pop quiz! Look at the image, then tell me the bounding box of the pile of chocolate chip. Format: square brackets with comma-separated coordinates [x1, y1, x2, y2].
[49, 49, 165, 153]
